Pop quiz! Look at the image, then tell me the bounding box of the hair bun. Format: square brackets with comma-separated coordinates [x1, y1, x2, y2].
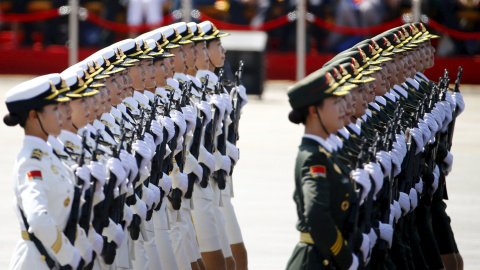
[288, 109, 304, 124]
[3, 113, 20, 126]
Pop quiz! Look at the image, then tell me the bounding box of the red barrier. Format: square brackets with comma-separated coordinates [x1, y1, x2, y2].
[311, 16, 403, 35]
[427, 18, 480, 40]
[0, 8, 61, 22]
[85, 12, 175, 33]
[198, 12, 291, 31]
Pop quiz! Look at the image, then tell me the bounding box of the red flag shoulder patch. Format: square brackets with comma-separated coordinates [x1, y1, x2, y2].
[27, 171, 42, 181]
[310, 165, 326, 178]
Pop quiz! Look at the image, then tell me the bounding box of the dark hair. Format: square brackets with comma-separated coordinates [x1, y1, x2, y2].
[288, 100, 325, 125]
[4, 107, 45, 127]
[4, 111, 29, 127]
[206, 37, 219, 48]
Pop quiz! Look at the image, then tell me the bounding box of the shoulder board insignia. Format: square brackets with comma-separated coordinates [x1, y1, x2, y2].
[27, 170, 42, 181]
[31, 149, 43, 160]
[319, 146, 332, 159]
[310, 165, 326, 178]
[333, 163, 342, 174]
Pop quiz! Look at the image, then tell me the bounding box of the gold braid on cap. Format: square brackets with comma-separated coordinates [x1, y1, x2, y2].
[87, 63, 96, 74]
[339, 64, 348, 76]
[332, 67, 342, 80]
[419, 23, 427, 33]
[358, 48, 368, 63]
[93, 60, 101, 70]
[352, 58, 360, 70]
[397, 30, 405, 41]
[403, 27, 409, 38]
[369, 44, 377, 56]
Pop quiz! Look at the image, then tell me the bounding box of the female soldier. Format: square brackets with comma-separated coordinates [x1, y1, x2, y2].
[286, 69, 359, 270]
[5, 76, 92, 269]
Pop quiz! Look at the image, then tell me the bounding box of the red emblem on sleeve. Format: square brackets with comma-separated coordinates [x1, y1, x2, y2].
[310, 165, 326, 178]
[27, 171, 42, 181]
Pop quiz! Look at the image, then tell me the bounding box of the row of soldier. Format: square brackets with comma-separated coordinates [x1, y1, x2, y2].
[286, 22, 466, 270]
[5, 21, 249, 270]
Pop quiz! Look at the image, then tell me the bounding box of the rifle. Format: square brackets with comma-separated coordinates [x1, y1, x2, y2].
[101, 127, 127, 265]
[446, 66, 462, 151]
[165, 96, 183, 210]
[61, 131, 88, 270]
[212, 69, 228, 190]
[199, 75, 212, 188]
[127, 108, 146, 240]
[227, 61, 244, 175]
[82, 132, 102, 270]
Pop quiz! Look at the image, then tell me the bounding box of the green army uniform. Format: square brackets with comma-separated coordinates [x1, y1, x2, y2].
[286, 137, 357, 270]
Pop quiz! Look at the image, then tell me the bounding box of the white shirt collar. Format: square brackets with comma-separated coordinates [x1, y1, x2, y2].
[369, 102, 381, 111]
[406, 77, 420, 90]
[24, 135, 52, 153]
[384, 92, 396, 102]
[375, 96, 387, 106]
[303, 134, 333, 153]
[348, 122, 361, 135]
[365, 109, 372, 117]
[416, 72, 429, 81]
[393, 84, 408, 98]
[338, 127, 350, 139]
[389, 88, 400, 98]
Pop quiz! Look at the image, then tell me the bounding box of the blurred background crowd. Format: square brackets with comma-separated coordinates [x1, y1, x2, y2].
[0, 0, 479, 55]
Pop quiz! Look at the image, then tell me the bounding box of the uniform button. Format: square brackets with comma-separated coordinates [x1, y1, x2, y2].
[64, 197, 70, 207]
[40, 255, 46, 261]
[323, 260, 329, 266]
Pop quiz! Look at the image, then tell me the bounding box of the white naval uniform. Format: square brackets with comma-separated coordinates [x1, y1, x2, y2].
[10, 136, 77, 270]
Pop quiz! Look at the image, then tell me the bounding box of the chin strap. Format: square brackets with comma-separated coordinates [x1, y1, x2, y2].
[315, 106, 329, 137]
[35, 111, 49, 137]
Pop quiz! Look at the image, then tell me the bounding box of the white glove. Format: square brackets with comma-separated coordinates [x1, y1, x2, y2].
[398, 192, 411, 215]
[415, 177, 424, 194]
[120, 150, 138, 183]
[418, 119, 431, 144]
[184, 152, 199, 174]
[181, 105, 197, 134]
[211, 94, 226, 121]
[367, 227, 378, 249]
[148, 183, 161, 208]
[107, 158, 127, 187]
[235, 84, 249, 108]
[432, 165, 440, 193]
[226, 141, 240, 165]
[394, 134, 407, 157]
[132, 140, 152, 169]
[102, 218, 124, 246]
[141, 185, 155, 209]
[87, 226, 104, 256]
[379, 222, 394, 248]
[443, 151, 453, 175]
[364, 162, 383, 196]
[391, 201, 401, 223]
[74, 226, 93, 264]
[424, 113, 439, 137]
[171, 110, 186, 138]
[197, 100, 212, 125]
[453, 92, 465, 115]
[67, 247, 81, 268]
[441, 101, 453, 132]
[170, 164, 188, 195]
[75, 164, 91, 192]
[376, 150, 392, 177]
[88, 161, 106, 188]
[359, 233, 371, 263]
[445, 91, 456, 111]
[143, 133, 157, 157]
[192, 164, 203, 183]
[150, 120, 163, 145]
[351, 168, 371, 204]
[222, 93, 233, 115]
[409, 188, 418, 212]
[199, 145, 216, 174]
[431, 106, 444, 127]
[130, 194, 147, 221]
[410, 128, 424, 154]
[159, 115, 175, 142]
[348, 254, 359, 270]
[389, 150, 402, 177]
[159, 173, 172, 195]
[123, 204, 133, 228]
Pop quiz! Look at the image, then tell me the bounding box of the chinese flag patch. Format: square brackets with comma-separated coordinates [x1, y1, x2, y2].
[310, 165, 326, 178]
[27, 171, 42, 181]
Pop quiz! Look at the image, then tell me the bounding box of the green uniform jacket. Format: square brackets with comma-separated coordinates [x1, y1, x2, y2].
[287, 137, 356, 270]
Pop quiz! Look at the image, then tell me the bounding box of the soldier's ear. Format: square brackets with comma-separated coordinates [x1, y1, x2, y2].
[308, 105, 318, 117]
[28, 109, 38, 121]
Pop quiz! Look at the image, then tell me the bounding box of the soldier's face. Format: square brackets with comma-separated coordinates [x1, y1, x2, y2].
[86, 96, 97, 123]
[107, 74, 122, 107]
[153, 59, 168, 87]
[364, 81, 376, 103]
[183, 43, 197, 69]
[371, 71, 386, 96]
[143, 59, 157, 89]
[394, 54, 406, 83]
[164, 53, 176, 78]
[380, 63, 391, 90]
[343, 93, 354, 125]
[171, 47, 186, 74]
[58, 101, 73, 131]
[413, 48, 424, 72]
[195, 41, 209, 70]
[70, 97, 90, 129]
[316, 96, 345, 134]
[93, 89, 104, 118]
[207, 39, 226, 68]
[130, 60, 146, 91]
[386, 60, 398, 86]
[38, 104, 62, 136]
[350, 86, 367, 118]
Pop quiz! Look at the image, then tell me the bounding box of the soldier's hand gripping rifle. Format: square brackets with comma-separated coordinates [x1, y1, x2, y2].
[102, 127, 127, 265]
[212, 69, 228, 190]
[446, 66, 462, 151]
[127, 108, 146, 240]
[199, 75, 212, 188]
[62, 131, 88, 270]
[227, 61, 244, 175]
[180, 82, 198, 199]
[82, 132, 102, 270]
[165, 95, 183, 210]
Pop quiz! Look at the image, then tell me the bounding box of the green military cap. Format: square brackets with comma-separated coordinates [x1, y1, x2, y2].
[416, 22, 440, 40]
[326, 60, 376, 91]
[287, 69, 350, 110]
[372, 32, 405, 53]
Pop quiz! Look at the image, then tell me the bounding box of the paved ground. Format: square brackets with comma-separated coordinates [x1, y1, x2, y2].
[0, 76, 479, 269]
